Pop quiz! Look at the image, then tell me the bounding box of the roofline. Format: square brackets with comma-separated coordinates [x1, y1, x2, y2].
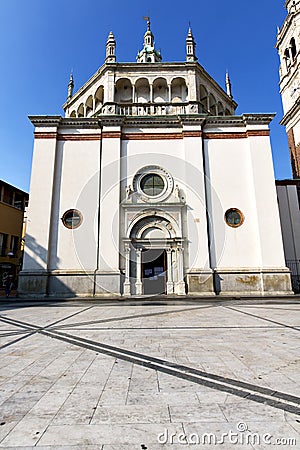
[276, 178, 300, 185]
[0, 179, 29, 197]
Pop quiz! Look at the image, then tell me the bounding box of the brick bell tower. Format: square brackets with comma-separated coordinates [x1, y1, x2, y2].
[277, 0, 300, 178]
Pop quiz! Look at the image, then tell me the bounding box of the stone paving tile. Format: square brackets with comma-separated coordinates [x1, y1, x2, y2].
[36, 423, 184, 446]
[0, 417, 52, 447]
[91, 404, 170, 424]
[126, 391, 200, 406]
[219, 400, 284, 422]
[169, 403, 226, 423]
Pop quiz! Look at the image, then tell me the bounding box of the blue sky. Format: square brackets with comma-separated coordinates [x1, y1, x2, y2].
[0, 0, 290, 192]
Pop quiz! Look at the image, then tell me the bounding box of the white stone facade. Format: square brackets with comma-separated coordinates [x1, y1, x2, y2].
[19, 25, 292, 297]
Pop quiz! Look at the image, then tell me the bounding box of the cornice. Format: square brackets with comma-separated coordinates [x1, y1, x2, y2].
[242, 113, 275, 125]
[29, 113, 275, 132]
[29, 116, 62, 127]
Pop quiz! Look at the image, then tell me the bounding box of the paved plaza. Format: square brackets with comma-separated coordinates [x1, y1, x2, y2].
[0, 297, 299, 449]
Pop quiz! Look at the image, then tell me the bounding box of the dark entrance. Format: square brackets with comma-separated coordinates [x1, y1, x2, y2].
[142, 249, 166, 295]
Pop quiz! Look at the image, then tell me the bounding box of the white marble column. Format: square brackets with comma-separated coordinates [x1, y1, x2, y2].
[175, 247, 185, 295]
[166, 248, 174, 294]
[168, 84, 172, 103]
[135, 248, 143, 295]
[150, 84, 153, 103]
[123, 245, 131, 295]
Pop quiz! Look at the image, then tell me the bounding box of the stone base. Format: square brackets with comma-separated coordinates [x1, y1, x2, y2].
[18, 271, 48, 297]
[18, 270, 122, 297]
[186, 271, 215, 296]
[215, 268, 293, 296]
[94, 271, 122, 296]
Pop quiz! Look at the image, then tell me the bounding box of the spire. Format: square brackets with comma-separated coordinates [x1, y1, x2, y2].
[137, 17, 162, 63]
[106, 31, 116, 63]
[67, 72, 74, 101]
[186, 26, 197, 62]
[225, 70, 233, 99]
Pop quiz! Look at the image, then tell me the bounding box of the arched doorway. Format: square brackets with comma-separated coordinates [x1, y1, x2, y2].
[123, 214, 185, 296]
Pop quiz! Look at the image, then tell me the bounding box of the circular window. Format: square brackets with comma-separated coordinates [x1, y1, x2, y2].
[140, 174, 165, 197]
[132, 165, 174, 203]
[62, 209, 82, 229]
[225, 208, 244, 228]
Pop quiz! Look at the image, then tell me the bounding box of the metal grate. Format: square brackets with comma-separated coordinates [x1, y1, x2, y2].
[286, 260, 300, 293]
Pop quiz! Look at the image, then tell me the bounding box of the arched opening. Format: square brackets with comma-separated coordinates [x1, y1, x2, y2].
[153, 77, 168, 102]
[124, 213, 185, 296]
[291, 37, 297, 60]
[285, 48, 291, 69]
[115, 78, 132, 103]
[135, 78, 150, 103]
[85, 95, 93, 117]
[70, 110, 76, 118]
[171, 77, 188, 102]
[77, 103, 84, 117]
[95, 85, 104, 112]
[217, 101, 224, 116]
[225, 108, 231, 116]
[208, 94, 217, 115]
[199, 85, 208, 113]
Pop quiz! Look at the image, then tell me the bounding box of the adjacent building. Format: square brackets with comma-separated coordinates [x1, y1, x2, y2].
[276, 1, 300, 292]
[0, 180, 28, 289]
[277, 0, 300, 178]
[19, 21, 292, 298]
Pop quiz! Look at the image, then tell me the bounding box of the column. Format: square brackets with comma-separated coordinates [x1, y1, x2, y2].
[175, 247, 185, 295]
[288, 46, 293, 63]
[135, 248, 143, 295]
[123, 245, 131, 295]
[166, 248, 174, 294]
[168, 84, 172, 103]
[150, 84, 153, 103]
[132, 85, 136, 103]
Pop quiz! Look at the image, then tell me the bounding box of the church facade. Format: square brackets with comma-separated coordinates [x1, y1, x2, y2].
[19, 21, 292, 298]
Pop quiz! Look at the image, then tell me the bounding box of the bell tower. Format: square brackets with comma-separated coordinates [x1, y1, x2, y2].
[277, 0, 300, 177]
[137, 17, 162, 63]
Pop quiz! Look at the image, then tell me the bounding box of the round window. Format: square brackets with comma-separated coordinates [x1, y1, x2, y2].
[62, 209, 82, 229]
[225, 208, 244, 228]
[140, 174, 165, 197]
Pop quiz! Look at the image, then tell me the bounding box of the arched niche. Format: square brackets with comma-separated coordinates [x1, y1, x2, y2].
[115, 78, 132, 103]
[208, 93, 217, 115]
[153, 77, 168, 103]
[171, 77, 188, 102]
[199, 84, 208, 112]
[217, 101, 224, 116]
[95, 85, 104, 112]
[85, 95, 93, 117]
[135, 78, 150, 103]
[77, 103, 84, 117]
